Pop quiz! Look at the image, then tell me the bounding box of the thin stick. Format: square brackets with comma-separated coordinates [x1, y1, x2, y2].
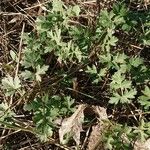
[23, 1, 50, 10]
[15, 22, 25, 77]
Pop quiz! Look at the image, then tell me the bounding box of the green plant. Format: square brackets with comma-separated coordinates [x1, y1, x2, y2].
[139, 86, 150, 109]
[109, 70, 137, 104]
[24, 94, 75, 142]
[0, 0, 150, 149]
[104, 124, 134, 150]
[104, 119, 150, 150]
[133, 119, 150, 142]
[0, 103, 14, 122]
[2, 75, 21, 96]
[86, 65, 107, 84]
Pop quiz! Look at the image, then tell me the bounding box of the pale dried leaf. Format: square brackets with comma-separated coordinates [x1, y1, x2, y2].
[9, 16, 19, 24]
[87, 106, 108, 150]
[134, 138, 150, 150]
[59, 104, 86, 146]
[93, 106, 108, 120]
[87, 123, 103, 150]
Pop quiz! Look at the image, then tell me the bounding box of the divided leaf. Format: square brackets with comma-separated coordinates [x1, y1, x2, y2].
[35, 65, 49, 81]
[72, 5, 80, 16]
[109, 71, 137, 104]
[0, 103, 15, 122]
[2, 75, 21, 96]
[139, 86, 150, 109]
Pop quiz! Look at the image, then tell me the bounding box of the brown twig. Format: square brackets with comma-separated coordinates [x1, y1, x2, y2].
[15, 22, 25, 77]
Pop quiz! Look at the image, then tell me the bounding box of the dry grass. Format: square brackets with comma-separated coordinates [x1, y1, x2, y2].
[0, 0, 150, 149]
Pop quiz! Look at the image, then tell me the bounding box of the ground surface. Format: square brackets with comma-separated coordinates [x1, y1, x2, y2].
[0, 0, 150, 150]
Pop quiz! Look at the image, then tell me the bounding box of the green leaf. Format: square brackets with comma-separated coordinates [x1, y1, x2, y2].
[119, 64, 130, 73]
[99, 53, 113, 68]
[36, 122, 53, 142]
[49, 27, 62, 45]
[2, 75, 21, 96]
[21, 70, 34, 80]
[108, 35, 118, 46]
[93, 68, 107, 83]
[129, 56, 143, 67]
[72, 5, 80, 16]
[86, 65, 107, 84]
[0, 103, 15, 122]
[10, 50, 18, 62]
[133, 119, 150, 142]
[98, 68, 107, 77]
[35, 65, 49, 81]
[143, 39, 150, 46]
[52, 0, 64, 12]
[113, 2, 127, 17]
[121, 89, 137, 103]
[109, 95, 120, 105]
[63, 96, 75, 113]
[110, 71, 125, 89]
[139, 86, 150, 109]
[86, 65, 97, 74]
[113, 53, 128, 64]
[100, 9, 115, 28]
[105, 135, 114, 150]
[114, 16, 125, 25]
[110, 70, 137, 104]
[110, 88, 137, 104]
[25, 94, 75, 142]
